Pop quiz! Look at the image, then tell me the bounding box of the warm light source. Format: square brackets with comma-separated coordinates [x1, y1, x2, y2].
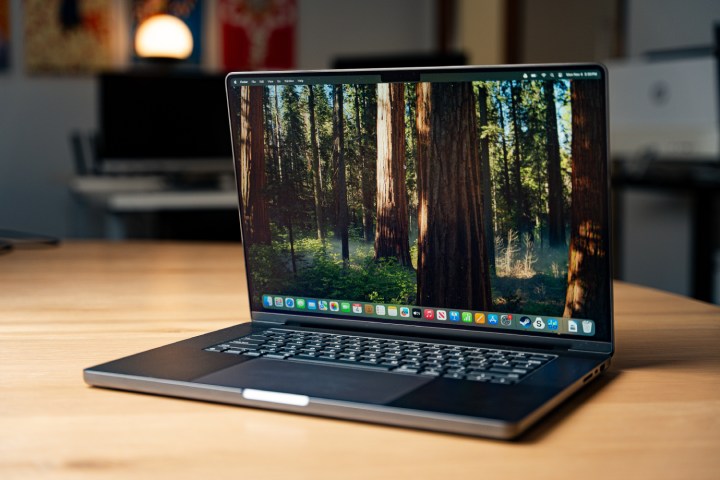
[135, 14, 193, 60]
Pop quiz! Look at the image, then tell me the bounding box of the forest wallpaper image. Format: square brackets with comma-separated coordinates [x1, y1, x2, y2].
[230, 77, 610, 324]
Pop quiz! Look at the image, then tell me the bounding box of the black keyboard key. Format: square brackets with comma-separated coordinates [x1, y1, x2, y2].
[265, 353, 288, 359]
[294, 353, 319, 360]
[359, 355, 379, 362]
[359, 359, 380, 365]
[394, 366, 419, 374]
[234, 342, 263, 350]
[489, 367, 515, 374]
[491, 377, 514, 384]
[376, 362, 400, 369]
[246, 335, 269, 340]
[445, 368, 466, 375]
[492, 362, 512, 369]
[466, 373, 494, 381]
[337, 357, 359, 363]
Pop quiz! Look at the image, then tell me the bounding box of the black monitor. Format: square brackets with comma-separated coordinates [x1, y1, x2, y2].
[97, 72, 234, 174]
[332, 52, 466, 69]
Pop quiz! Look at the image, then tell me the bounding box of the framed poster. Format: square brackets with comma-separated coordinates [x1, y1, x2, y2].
[220, 0, 296, 71]
[24, 0, 113, 74]
[0, 0, 8, 71]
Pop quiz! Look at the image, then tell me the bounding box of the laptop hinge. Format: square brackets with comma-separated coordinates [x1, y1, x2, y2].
[253, 319, 280, 327]
[567, 347, 612, 355]
[275, 319, 572, 352]
[252, 317, 612, 354]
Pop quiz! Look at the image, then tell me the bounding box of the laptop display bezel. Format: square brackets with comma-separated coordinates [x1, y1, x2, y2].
[226, 63, 614, 354]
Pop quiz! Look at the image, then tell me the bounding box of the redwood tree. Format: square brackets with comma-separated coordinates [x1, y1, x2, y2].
[238, 86, 271, 245]
[416, 82, 492, 310]
[477, 84, 496, 272]
[564, 80, 609, 320]
[509, 82, 529, 235]
[361, 85, 377, 242]
[545, 81, 565, 247]
[375, 83, 412, 267]
[495, 86, 513, 232]
[333, 84, 349, 262]
[307, 85, 325, 241]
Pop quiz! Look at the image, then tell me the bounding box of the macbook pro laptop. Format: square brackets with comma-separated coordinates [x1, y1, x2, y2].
[84, 64, 614, 439]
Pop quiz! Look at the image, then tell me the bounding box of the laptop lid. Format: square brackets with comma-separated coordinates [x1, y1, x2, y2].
[226, 64, 613, 354]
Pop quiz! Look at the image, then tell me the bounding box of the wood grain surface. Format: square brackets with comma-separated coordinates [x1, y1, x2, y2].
[1, 241, 718, 480]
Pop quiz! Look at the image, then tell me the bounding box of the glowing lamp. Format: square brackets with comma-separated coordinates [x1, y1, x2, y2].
[135, 14, 193, 60]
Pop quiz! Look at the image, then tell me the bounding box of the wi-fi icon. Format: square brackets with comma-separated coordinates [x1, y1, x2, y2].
[541, 73, 547, 78]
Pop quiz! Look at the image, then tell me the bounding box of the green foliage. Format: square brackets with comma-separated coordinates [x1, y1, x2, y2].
[409, 238, 419, 270]
[250, 238, 417, 306]
[246, 242, 294, 306]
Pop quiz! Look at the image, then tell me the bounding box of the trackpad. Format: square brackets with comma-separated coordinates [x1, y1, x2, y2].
[194, 359, 431, 405]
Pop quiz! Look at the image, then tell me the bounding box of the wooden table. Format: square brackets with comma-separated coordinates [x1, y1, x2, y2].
[1, 242, 719, 479]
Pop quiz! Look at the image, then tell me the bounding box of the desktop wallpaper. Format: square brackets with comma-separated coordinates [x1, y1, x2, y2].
[230, 77, 610, 328]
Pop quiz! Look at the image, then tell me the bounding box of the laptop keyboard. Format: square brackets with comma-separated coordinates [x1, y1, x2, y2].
[204, 328, 555, 385]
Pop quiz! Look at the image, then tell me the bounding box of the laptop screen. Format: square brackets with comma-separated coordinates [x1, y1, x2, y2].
[227, 65, 611, 343]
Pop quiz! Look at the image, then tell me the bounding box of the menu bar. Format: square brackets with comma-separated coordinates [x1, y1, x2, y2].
[231, 75, 382, 87]
[230, 69, 603, 88]
[421, 69, 602, 83]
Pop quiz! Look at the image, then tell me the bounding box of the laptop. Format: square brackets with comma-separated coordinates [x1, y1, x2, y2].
[84, 64, 614, 439]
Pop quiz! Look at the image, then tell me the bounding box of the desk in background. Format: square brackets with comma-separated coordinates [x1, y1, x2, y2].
[1, 242, 718, 479]
[612, 160, 720, 303]
[70, 177, 239, 240]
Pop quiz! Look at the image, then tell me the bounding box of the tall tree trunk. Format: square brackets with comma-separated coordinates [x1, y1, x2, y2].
[308, 86, 325, 241]
[416, 82, 492, 310]
[564, 80, 609, 320]
[545, 81, 565, 247]
[262, 90, 275, 181]
[477, 84, 496, 272]
[362, 85, 376, 242]
[333, 85, 349, 262]
[238, 86, 271, 245]
[273, 86, 283, 183]
[496, 94, 513, 229]
[374, 83, 412, 267]
[355, 86, 370, 242]
[510, 82, 528, 234]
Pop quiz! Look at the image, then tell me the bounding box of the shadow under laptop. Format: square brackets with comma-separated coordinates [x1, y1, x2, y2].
[515, 370, 621, 444]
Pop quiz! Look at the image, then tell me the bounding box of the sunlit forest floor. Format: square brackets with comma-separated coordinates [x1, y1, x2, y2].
[250, 229, 568, 317]
[492, 230, 568, 316]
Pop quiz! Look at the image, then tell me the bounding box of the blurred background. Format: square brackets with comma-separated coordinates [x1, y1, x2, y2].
[0, 0, 718, 305]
